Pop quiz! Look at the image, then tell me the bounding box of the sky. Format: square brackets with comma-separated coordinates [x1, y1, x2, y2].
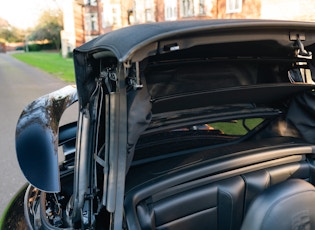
[0, 0, 62, 29]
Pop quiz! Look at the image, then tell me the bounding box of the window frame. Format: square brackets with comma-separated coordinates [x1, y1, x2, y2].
[165, 0, 178, 21]
[226, 0, 242, 14]
[181, 0, 195, 18]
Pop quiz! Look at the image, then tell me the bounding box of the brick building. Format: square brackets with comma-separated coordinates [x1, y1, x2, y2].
[61, 0, 315, 57]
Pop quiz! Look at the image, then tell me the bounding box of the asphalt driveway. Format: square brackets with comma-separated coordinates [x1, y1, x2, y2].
[0, 53, 72, 217]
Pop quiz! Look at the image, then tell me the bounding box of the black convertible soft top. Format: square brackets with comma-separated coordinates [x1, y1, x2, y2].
[73, 19, 315, 111]
[74, 19, 315, 62]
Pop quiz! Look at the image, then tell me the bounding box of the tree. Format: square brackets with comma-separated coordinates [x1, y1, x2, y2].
[0, 26, 25, 43]
[29, 9, 63, 50]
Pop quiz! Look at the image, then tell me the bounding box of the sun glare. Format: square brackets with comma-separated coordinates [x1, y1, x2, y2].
[0, 0, 61, 29]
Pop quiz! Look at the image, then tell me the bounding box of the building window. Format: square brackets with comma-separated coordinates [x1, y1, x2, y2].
[181, 0, 194, 17]
[112, 8, 117, 26]
[84, 0, 97, 6]
[102, 4, 121, 27]
[145, 0, 154, 22]
[226, 0, 242, 13]
[145, 9, 153, 22]
[85, 13, 98, 32]
[112, 5, 121, 27]
[165, 0, 177, 21]
[199, 0, 205, 15]
[91, 14, 98, 31]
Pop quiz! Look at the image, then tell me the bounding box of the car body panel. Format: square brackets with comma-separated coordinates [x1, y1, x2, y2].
[15, 85, 77, 192]
[4, 19, 315, 230]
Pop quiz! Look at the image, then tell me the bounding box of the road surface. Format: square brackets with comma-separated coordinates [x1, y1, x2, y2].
[0, 53, 74, 218]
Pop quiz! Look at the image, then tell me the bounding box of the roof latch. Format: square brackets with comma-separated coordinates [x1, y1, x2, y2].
[125, 61, 143, 90]
[290, 32, 312, 60]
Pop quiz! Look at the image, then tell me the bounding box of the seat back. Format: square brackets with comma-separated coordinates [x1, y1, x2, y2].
[241, 179, 315, 230]
[136, 176, 245, 230]
[125, 153, 315, 230]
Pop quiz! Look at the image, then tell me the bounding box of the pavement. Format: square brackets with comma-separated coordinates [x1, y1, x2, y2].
[0, 53, 73, 218]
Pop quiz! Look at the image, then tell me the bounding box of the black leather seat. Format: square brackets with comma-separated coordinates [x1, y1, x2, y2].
[134, 176, 245, 230]
[126, 160, 315, 230]
[241, 179, 315, 230]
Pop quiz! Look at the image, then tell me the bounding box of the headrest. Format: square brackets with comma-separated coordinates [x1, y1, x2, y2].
[241, 179, 315, 230]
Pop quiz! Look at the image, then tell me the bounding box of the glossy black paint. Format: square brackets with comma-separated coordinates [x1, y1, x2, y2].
[16, 86, 77, 192]
[5, 20, 315, 230]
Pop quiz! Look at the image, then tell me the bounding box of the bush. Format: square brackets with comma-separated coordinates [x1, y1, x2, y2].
[24, 43, 55, 52]
[41, 43, 55, 50]
[25, 44, 41, 52]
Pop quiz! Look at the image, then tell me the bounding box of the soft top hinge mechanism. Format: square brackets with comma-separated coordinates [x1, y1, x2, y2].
[290, 32, 312, 60]
[125, 61, 143, 90]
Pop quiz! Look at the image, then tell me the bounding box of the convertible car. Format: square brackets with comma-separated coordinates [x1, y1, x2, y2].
[3, 19, 315, 229]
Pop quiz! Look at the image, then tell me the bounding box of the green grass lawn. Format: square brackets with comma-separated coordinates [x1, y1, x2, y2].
[12, 52, 75, 82]
[210, 118, 264, 135]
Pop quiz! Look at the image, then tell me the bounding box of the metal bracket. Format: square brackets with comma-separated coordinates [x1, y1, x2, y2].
[100, 68, 118, 93]
[290, 32, 312, 60]
[126, 62, 143, 90]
